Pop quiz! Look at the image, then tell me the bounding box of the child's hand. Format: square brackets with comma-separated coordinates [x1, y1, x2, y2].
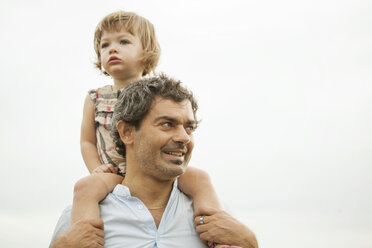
[92, 164, 118, 174]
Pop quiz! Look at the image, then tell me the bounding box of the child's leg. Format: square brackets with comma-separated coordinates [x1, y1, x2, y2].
[178, 167, 222, 217]
[70, 173, 123, 224]
[178, 167, 236, 247]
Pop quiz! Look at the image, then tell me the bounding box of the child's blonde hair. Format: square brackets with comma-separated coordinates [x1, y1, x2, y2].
[94, 11, 161, 76]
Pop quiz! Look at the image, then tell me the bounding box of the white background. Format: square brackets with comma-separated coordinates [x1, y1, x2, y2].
[0, 0, 371, 247]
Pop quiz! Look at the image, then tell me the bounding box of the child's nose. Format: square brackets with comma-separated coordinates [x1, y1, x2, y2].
[109, 45, 118, 54]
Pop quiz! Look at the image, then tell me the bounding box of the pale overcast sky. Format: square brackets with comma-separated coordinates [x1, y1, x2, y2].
[0, 0, 371, 247]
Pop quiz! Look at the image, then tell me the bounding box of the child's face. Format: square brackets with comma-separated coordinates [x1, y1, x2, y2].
[100, 28, 144, 80]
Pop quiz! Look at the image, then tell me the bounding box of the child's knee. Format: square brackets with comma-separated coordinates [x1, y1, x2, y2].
[197, 168, 212, 182]
[73, 176, 96, 198]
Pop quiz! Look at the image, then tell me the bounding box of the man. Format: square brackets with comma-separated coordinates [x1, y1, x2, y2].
[50, 74, 258, 248]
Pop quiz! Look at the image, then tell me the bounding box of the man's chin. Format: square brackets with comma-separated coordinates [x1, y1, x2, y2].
[164, 163, 187, 177]
[170, 160, 183, 166]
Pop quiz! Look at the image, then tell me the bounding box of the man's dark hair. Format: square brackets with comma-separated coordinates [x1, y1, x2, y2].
[111, 74, 198, 157]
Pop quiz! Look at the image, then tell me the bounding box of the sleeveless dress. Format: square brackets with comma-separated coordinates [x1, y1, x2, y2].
[88, 85, 126, 176]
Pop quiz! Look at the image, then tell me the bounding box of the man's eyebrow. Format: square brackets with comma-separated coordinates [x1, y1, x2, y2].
[154, 116, 178, 123]
[186, 120, 198, 125]
[154, 116, 197, 124]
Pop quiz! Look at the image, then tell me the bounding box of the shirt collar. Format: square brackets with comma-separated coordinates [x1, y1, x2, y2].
[112, 178, 179, 198]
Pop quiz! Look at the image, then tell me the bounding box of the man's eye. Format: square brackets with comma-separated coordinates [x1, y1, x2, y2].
[186, 126, 195, 132]
[120, 40, 129, 45]
[101, 43, 109, 48]
[161, 122, 172, 127]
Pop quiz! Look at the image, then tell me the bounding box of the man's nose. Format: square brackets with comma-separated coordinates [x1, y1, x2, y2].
[173, 126, 191, 144]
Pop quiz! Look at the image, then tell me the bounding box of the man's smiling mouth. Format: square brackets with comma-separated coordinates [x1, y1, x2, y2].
[164, 151, 184, 157]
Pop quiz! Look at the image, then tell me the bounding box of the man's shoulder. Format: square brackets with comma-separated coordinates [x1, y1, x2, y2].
[55, 205, 72, 224]
[49, 205, 72, 247]
[99, 183, 191, 208]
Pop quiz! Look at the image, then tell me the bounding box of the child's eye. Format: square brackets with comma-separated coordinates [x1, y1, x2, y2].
[101, 43, 109, 49]
[120, 40, 129, 45]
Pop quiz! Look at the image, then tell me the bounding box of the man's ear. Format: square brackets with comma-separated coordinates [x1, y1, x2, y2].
[116, 120, 135, 145]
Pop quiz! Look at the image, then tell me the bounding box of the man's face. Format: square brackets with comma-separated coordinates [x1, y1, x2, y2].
[132, 97, 197, 180]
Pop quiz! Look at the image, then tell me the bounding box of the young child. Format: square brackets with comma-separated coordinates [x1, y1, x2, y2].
[72, 10, 229, 247]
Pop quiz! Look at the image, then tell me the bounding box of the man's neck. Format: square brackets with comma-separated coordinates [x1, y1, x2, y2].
[122, 172, 174, 227]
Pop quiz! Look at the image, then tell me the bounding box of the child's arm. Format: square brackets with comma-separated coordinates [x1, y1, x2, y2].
[178, 167, 222, 216]
[71, 95, 122, 224]
[80, 95, 102, 173]
[70, 173, 123, 224]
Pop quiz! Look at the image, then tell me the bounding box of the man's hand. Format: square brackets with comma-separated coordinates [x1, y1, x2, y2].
[92, 164, 118, 174]
[194, 208, 258, 248]
[51, 219, 105, 248]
